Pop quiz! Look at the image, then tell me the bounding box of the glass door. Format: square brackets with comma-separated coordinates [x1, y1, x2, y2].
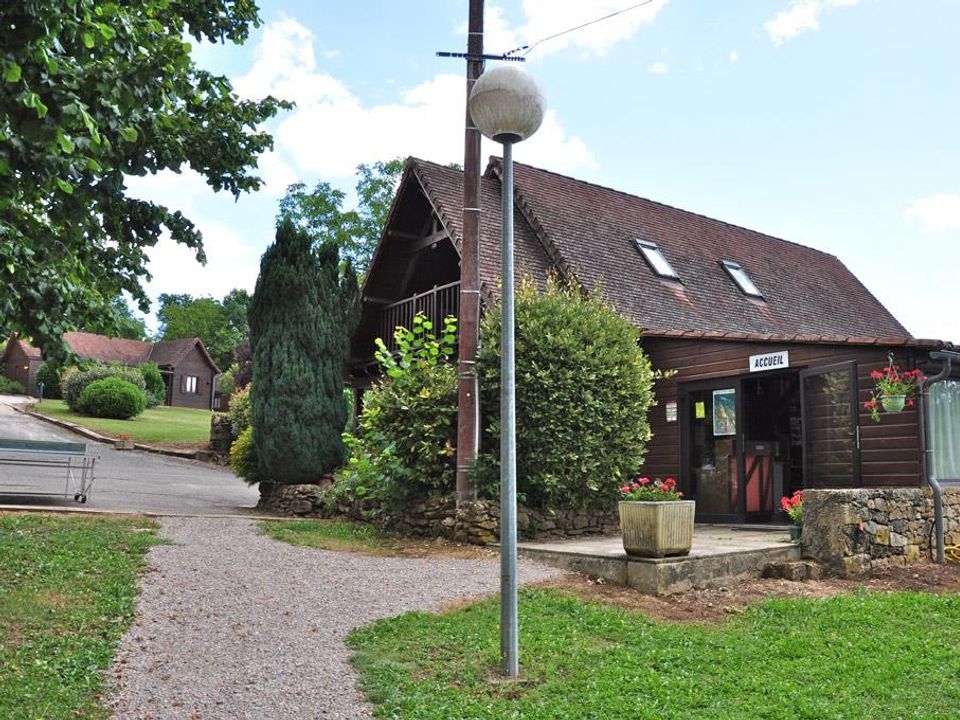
[800, 362, 861, 488]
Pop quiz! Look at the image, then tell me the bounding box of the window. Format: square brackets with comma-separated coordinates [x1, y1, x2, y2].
[181, 375, 199, 394]
[930, 380, 960, 481]
[721, 260, 763, 298]
[634, 239, 679, 280]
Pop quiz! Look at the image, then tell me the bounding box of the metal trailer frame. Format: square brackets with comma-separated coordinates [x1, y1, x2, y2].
[0, 439, 98, 503]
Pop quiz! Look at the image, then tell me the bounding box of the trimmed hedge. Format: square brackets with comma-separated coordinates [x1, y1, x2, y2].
[77, 377, 146, 419]
[138, 363, 165, 407]
[0, 376, 26, 395]
[62, 365, 146, 411]
[229, 426, 262, 485]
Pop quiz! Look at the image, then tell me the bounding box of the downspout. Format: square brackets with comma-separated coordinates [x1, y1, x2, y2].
[918, 350, 958, 564]
[210, 373, 220, 412]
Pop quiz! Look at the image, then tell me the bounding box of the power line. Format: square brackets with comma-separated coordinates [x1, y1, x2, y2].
[503, 0, 659, 57]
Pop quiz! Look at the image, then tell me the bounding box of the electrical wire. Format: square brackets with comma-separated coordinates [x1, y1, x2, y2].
[503, 0, 659, 57]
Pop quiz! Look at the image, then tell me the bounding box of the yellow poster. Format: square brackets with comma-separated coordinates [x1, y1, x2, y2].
[695, 401, 706, 419]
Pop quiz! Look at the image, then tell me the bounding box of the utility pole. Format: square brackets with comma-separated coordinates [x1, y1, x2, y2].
[456, 0, 484, 504]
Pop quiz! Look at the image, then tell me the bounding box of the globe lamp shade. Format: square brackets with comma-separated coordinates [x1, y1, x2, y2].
[468, 66, 545, 144]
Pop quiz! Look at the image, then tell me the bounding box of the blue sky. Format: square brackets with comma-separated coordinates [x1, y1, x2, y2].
[130, 0, 960, 341]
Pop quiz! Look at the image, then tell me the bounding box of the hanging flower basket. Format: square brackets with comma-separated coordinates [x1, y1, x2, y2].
[880, 395, 907, 414]
[864, 355, 923, 423]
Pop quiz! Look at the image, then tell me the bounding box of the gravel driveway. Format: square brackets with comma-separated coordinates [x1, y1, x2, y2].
[108, 516, 562, 719]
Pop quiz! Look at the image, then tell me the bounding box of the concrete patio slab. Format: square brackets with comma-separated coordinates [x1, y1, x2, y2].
[519, 525, 801, 595]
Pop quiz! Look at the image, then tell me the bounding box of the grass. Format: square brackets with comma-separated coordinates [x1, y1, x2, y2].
[347, 587, 960, 719]
[0, 513, 159, 720]
[34, 399, 212, 447]
[258, 519, 398, 554]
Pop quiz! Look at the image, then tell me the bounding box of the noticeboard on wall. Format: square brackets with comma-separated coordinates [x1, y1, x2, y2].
[712, 388, 736, 436]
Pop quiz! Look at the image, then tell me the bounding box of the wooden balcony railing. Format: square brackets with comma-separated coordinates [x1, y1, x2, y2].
[376, 281, 460, 353]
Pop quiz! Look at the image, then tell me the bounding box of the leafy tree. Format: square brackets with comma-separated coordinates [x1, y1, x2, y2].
[278, 158, 403, 275]
[157, 291, 248, 370]
[105, 298, 149, 341]
[249, 219, 358, 485]
[0, 1, 290, 356]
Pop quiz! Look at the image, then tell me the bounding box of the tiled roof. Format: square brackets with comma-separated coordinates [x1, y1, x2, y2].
[477, 157, 915, 342]
[63, 332, 152, 365]
[1, 334, 42, 362]
[149, 338, 220, 374]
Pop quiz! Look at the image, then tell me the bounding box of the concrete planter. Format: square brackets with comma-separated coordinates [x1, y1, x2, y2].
[619, 500, 695, 558]
[114, 439, 135, 451]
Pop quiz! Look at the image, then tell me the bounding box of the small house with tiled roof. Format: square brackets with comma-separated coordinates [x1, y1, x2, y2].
[0, 333, 43, 394]
[61, 332, 220, 410]
[350, 156, 957, 524]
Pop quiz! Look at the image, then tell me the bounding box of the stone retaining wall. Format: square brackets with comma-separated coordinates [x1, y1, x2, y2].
[802, 487, 960, 574]
[257, 484, 619, 545]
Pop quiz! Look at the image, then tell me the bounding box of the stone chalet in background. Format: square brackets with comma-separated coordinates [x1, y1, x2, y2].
[1, 331, 220, 410]
[349, 156, 959, 526]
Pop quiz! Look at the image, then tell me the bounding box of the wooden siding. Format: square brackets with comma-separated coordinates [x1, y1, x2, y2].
[641, 338, 924, 488]
[166, 345, 216, 410]
[1, 343, 40, 394]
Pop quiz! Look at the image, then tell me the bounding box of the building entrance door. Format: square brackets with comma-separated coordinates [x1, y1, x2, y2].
[800, 362, 861, 488]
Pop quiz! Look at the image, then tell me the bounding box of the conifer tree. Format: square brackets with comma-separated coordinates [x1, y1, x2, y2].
[249, 218, 358, 484]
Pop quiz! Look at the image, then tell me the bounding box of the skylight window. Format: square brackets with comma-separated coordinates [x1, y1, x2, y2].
[634, 239, 679, 280]
[721, 260, 763, 298]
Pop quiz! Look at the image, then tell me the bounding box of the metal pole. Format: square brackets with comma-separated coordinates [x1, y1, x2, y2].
[499, 140, 519, 677]
[456, 0, 484, 504]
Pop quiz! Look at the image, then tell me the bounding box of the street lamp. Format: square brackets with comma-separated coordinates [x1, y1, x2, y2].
[468, 65, 545, 678]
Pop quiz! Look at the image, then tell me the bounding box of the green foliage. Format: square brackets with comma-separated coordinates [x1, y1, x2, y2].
[61, 364, 146, 411]
[0, 514, 158, 720]
[347, 588, 960, 720]
[258, 519, 396, 554]
[218, 363, 238, 394]
[36, 399, 210, 446]
[249, 220, 359, 483]
[157, 289, 250, 370]
[277, 158, 403, 275]
[337, 314, 458, 502]
[0, 376, 25, 395]
[103, 298, 149, 341]
[476, 278, 655, 508]
[137, 362, 165, 407]
[227, 383, 252, 438]
[0, 1, 289, 357]
[229, 425, 262, 485]
[35, 360, 62, 398]
[77, 377, 146, 419]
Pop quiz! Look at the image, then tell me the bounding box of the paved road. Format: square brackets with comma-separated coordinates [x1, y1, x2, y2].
[0, 404, 259, 515]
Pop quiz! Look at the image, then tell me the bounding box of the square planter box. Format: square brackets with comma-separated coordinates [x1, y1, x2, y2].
[619, 500, 696, 558]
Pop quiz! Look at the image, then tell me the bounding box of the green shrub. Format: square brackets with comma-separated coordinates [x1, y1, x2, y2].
[0, 376, 26, 395]
[475, 277, 656, 509]
[62, 365, 147, 411]
[336, 314, 458, 502]
[227, 383, 251, 438]
[229, 426, 263, 485]
[137, 363, 165, 407]
[35, 361, 62, 398]
[77, 377, 147, 419]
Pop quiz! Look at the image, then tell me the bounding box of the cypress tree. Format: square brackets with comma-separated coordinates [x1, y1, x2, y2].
[249, 218, 358, 484]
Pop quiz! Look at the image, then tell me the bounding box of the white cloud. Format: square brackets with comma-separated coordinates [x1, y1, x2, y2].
[480, 0, 670, 59]
[905, 194, 960, 234]
[729, 50, 739, 63]
[235, 17, 595, 179]
[647, 60, 669, 75]
[765, 0, 859, 46]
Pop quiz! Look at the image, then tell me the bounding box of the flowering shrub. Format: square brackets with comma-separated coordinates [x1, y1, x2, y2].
[620, 477, 682, 502]
[780, 490, 803, 526]
[864, 363, 924, 422]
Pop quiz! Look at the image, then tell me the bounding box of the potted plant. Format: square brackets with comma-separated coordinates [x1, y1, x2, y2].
[780, 489, 803, 542]
[864, 361, 924, 422]
[618, 477, 695, 558]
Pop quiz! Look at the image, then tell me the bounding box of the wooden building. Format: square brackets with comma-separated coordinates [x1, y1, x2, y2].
[0, 333, 43, 394]
[350, 157, 956, 524]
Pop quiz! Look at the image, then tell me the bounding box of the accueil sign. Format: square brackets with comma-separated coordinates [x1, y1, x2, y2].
[749, 351, 789, 373]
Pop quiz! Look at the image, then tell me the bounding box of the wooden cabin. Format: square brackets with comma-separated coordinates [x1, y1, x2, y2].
[350, 157, 956, 524]
[0, 333, 42, 394]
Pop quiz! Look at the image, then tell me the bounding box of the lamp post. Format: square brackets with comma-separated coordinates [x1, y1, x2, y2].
[468, 65, 545, 678]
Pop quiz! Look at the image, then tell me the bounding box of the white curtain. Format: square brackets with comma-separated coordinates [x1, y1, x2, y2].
[930, 380, 960, 481]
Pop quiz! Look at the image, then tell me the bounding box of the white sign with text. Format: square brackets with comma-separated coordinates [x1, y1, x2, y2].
[749, 350, 790, 373]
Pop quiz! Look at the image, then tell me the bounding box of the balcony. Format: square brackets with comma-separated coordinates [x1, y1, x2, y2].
[375, 281, 460, 353]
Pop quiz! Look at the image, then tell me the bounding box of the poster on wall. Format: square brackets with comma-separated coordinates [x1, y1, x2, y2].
[712, 388, 736, 436]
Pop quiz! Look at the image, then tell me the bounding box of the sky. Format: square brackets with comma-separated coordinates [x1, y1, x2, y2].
[128, 0, 960, 341]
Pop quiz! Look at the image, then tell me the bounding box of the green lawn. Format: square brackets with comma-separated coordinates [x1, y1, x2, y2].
[258, 519, 400, 554]
[0, 513, 159, 720]
[348, 587, 960, 720]
[35, 399, 212, 447]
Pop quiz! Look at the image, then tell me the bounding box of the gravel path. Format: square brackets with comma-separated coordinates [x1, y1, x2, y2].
[108, 516, 562, 719]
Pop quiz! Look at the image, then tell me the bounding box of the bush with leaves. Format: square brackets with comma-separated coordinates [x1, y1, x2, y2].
[138, 363, 166, 407]
[0, 377, 26, 395]
[229, 426, 263, 485]
[77, 377, 146, 419]
[35, 361, 62, 398]
[227, 384, 252, 438]
[62, 365, 146, 411]
[475, 277, 656, 509]
[337, 313, 459, 502]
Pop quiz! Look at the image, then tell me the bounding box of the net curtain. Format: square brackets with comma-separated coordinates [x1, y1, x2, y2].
[930, 380, 960, 481]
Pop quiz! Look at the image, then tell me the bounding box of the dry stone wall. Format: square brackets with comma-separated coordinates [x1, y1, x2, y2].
[802, 487, 960, 574]
[257, 484, 619, 544]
